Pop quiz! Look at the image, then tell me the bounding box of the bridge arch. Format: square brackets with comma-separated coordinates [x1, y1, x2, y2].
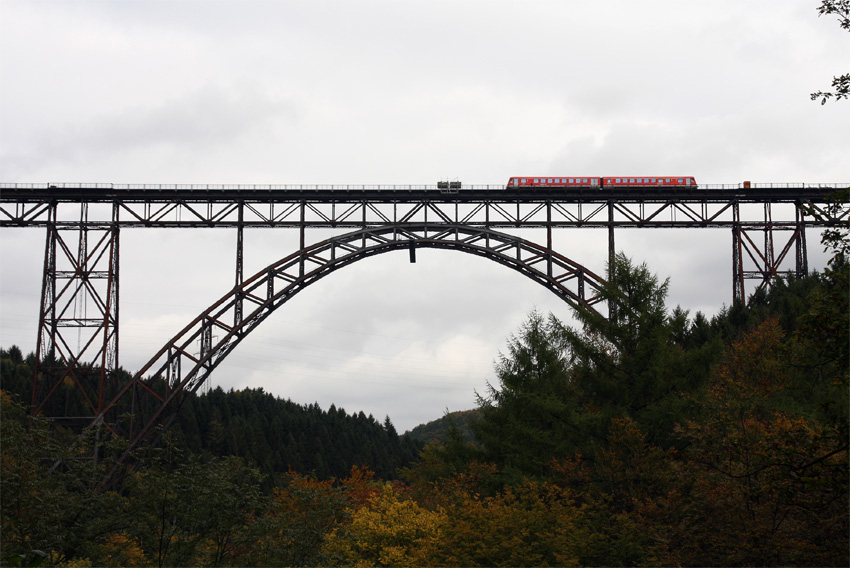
[95, 223, 608, 461]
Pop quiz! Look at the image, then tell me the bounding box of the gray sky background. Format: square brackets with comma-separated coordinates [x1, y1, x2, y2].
[1, 0, 848, 432]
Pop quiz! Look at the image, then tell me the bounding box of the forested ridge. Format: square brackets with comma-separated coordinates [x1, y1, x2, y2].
[0, 358, 423, 485]
[2, 228, 848, 566]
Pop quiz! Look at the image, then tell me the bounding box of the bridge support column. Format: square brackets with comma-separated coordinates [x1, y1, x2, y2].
[32, 201, 120, 424]
[607, 201, 615, 270]
[547, 201, 553, 278]
[607, 201, 617, 321]
[732, 200, 810, 304]
[235, 202, 244, 327]
[795, 201, 808, 277]
[732, 201, 744, 303]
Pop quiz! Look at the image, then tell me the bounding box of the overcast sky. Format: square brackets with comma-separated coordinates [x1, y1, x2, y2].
[1, 0, 848, 432]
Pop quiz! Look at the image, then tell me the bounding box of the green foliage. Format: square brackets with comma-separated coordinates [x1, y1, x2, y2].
[811, 0, 850, 104]
[124, 436, 267, 567]
[3, 237, 848, 566]
[661, 319, 849, 566]
[472, 253, 718, 479]
[170, 386, 424, 483]
[473, 309, 579, 479]
[407, 409, 479, 445]
[244, 472, 350, 566]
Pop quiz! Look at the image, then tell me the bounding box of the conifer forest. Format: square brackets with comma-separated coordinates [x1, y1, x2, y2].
[2, 229, 848, 566]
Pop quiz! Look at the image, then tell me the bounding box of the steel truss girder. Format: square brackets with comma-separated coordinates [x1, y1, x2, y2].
[93, 223, 606, 467]
[2, 196, 847, 229]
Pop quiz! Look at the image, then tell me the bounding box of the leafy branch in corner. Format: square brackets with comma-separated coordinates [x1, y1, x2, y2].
[811, 0, 850, 104]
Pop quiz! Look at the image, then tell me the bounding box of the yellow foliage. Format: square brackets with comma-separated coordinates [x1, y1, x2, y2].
[58, 557, 93, 567]
[322, 482, 445, 567]
[434, 480, 582, 567]
[95, 532, 148, 567]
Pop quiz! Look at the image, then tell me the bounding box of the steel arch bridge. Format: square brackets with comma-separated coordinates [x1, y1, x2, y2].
[0, 181, 846, 464]
[95, 223, 607, 464]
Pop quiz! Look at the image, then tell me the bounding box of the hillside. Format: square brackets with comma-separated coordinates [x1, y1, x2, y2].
[406, 408, 479, 445]
[0, 353, 423, 483]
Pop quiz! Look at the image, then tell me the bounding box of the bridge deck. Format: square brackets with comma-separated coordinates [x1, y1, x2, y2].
[1, 182, 846, 203]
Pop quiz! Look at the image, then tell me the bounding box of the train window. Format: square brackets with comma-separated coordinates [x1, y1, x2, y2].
[666, 178, 671, 183]
[548, 179, 553, 183]
[678, 179, 683, 183]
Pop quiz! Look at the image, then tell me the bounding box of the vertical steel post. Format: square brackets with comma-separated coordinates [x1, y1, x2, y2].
[300, 201, 306, 278]
[732, 201, 744, 303]
[764, 202, 775, 282]
[235, 201, 244, 326]
[607, 201, 615, 269]
[546, 201, 553, 278]
[607, 201, 617, 322]
[101, 201, 120, 411]
[795, 201, 808, 277]
[32, 201, 57, 413]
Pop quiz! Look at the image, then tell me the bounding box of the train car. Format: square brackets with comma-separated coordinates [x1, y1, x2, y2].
[507, 177, 600, 188]
[506, 176, 698, 189]
[602, 177, 697, 188]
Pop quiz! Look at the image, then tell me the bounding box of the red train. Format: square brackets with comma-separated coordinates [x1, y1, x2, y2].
[506, 176, 697, 188]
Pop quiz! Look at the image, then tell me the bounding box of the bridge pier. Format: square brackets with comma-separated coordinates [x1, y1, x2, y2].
[235, 201, 244, 326]
[732, 200, 811, 304]
[608, 201, 615, 272]
[32, 201, 121, 425]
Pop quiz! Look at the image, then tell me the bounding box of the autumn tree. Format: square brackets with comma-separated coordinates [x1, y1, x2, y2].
[664, 319, 849, 566]
[428, 479, 584, 567]
[123, 435, 265, 567]
[248, 472, 350, 567]
[321, 482, 444, 567]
